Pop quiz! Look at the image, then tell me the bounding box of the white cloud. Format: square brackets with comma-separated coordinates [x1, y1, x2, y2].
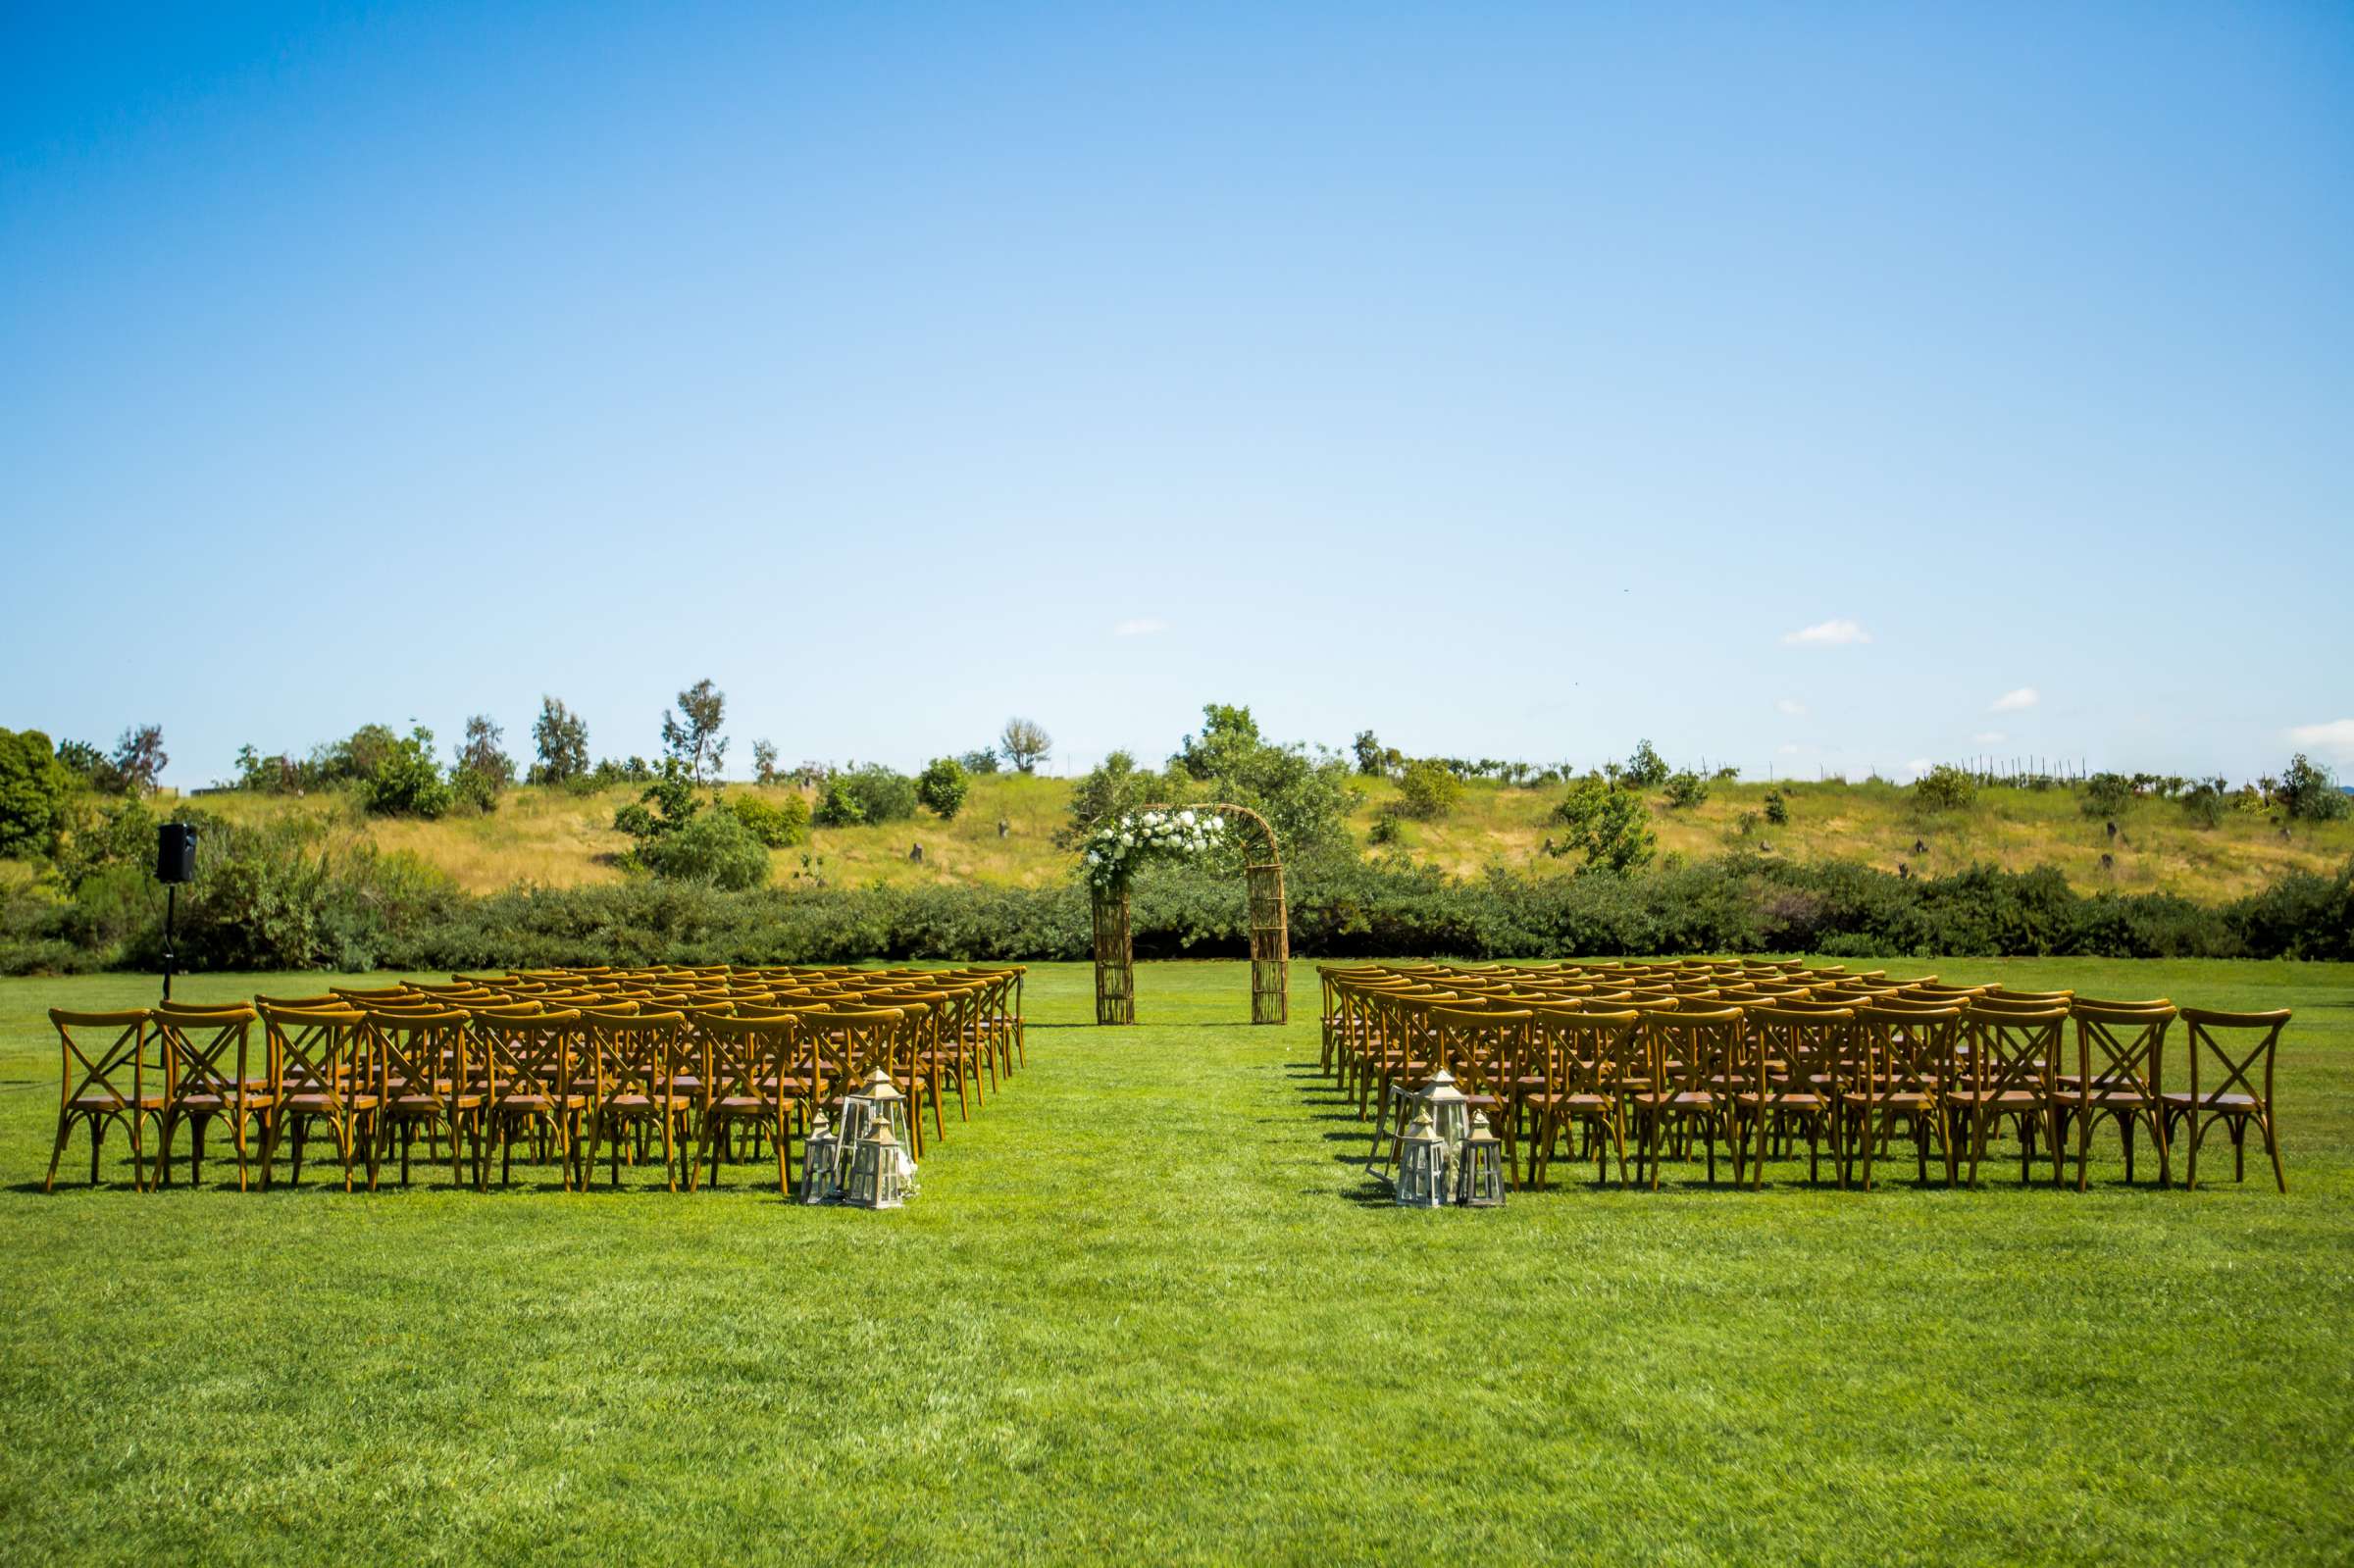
[1990, 686, 2039, 712]
[1775, 743, 1803, 756]
[1776, 698, 1808, 717]
[1972, 731, 2007, 745]
[2288, 718, 2354, 759]
[1112, 617, 1170, 637]
[1903, 757, 1935, 777]
[1781, 619, 1870, 647]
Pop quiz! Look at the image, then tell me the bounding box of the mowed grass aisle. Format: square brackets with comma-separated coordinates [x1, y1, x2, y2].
[0, 959, 2349, 1564]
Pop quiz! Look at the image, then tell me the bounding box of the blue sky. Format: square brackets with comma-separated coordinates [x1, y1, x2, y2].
[4, 2, 2349, 787]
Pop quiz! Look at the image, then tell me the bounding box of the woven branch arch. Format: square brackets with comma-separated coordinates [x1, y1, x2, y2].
[1090, 802, 1289, 1026]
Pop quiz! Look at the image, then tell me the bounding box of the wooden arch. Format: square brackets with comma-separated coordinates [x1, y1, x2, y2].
[1091, 802, 1289, 1026]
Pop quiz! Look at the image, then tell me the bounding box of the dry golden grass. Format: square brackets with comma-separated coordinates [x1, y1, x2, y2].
[177, 773, 2354, 899]
[1358, 775, 2354, 899]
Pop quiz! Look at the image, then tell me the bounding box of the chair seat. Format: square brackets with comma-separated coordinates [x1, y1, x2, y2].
[2163, 1091, 2259, 1110]
[283, 1091, 381, 1111]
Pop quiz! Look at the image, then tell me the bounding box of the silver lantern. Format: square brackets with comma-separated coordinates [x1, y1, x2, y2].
[844, 1114, 908, 1210]
[1370, 1066, 1477, 1187]
[842, 1065, 910, 1152]
[1455, 1109, 1506, 1208]
[1420, 1067, 1471, 1154]
[1393, 1106, 1452, 1209]
[798, 1110, 840, 1205]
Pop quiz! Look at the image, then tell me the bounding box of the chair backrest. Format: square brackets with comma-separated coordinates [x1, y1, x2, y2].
[1642, 1005, 1745, 1093]
[701, 1014, 796, 1106]
[257, 1002, 367, 1106]
[1960, 1001, 2068, 1092]
[2070, 1001, 2176, 1100]
[1743, 1005, 1857, 1099]
[153, 1004, 258, 1105]
[1429, 1006, 1529, 1097]
[1856, 1000, 1964, 1098]
[2177, 1007, 2291, 1108]
[49, 1008, 153, 1114]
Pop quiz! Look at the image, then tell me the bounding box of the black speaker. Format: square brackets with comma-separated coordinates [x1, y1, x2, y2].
[157, 823, 198, 884]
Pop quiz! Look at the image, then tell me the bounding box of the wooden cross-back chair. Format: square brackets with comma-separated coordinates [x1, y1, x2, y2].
[256, 1002, 379, 1191]
[45, 1009, 159, 1190]
[1736, 1006, 1851, 1189]
[1953, 1002, 2067, 1188]
[2064, 1001, 2175, 1189]
[577, 1007, 690, 1190]
[1631, 1005, 1744, 1189]
[1845, 1002, 1961, 1189]
[365, 1006, 485, 1189]
[690, 1015, 797, 1193]
[1430, 1006, 1528, 1184]
[473, 1007, 579, 1188]
[2165, 1007, 2290, 1192]
[1522, 1005, 1637, 1189]
[153, 1003, 264, 1190]
[815, 1006, 934, 1156]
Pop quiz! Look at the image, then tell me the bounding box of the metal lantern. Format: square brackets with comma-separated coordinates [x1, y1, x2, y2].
[1393, 1106, 1452, 1209]
[844, 1116, 908, 1210]
[1420, 1067, 1471, 1154]
[798, 1110, 840, 1205]
[842, 1065, 910, 1152]
[1455, 1110, 1506, 1208]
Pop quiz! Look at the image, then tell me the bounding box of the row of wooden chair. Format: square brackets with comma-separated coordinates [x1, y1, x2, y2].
[1320, 958, 2290, 1192]
[43, 963, 1027, 1194]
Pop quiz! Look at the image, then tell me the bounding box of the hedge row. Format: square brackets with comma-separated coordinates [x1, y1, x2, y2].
[5, 843, 2350, 977]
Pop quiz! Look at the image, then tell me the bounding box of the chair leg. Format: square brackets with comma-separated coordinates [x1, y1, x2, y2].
[2262, 1113, 2286, 1194]
[47, 1116, 73, 1193]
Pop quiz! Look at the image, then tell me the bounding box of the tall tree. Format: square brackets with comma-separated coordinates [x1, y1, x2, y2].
[530, 696, 589, 784]
[662, 679, 730, 783]
[999, 716, 1051, 775]
[108, 724, 167, 793]
[457, 715, 512, 781]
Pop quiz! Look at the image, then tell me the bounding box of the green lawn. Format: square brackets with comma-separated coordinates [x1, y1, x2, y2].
[1, 958, 2349, 1564]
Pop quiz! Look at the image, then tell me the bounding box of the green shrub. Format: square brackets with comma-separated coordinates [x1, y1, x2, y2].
[812, 779, 865, 828]
[0, 729, 77, 858]
[1764, 789, 1790, 827]
[636, 807, 770, 890]
[1547, 779, 1656, 874]
[450, 767, 502, 815]
[1663, 770, 1710, 810]
[359, 727, 453, 819]
[1913, 765, 1977, 813]
[2279, 753, 2351, 823]
[730, 790, 809, 848]
[836, 764, 918, 824]
[12, 838, 2353, 975]
[2180, 782, 2226, 829]
[614, 759, 702, 842]
[2079, 772, 2135, 818]
[1367, 810, 1402, 846]
[1621, 740, 1670, 788]
[917, 757, 970, 821]
[1394, 759, 1462, 821]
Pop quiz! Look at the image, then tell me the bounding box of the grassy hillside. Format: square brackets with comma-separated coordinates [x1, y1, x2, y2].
[166, 773, 2354, 900]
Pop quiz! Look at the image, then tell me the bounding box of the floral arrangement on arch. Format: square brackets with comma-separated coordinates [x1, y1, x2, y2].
[1081, 808, 1228, 892]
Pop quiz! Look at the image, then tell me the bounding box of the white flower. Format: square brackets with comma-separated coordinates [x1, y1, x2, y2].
[1178, 810, 1195, 827]
[1085, 850, 1100, 865]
